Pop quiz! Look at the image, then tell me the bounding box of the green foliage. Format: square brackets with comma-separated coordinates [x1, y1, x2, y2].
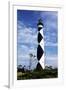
[17, 67, 58, 80]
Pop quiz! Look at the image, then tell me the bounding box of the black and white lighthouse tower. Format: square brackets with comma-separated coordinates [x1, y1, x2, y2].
[36, 19, 45, 70]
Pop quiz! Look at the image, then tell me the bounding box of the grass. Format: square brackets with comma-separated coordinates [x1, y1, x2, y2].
[17, 68, 58, 80]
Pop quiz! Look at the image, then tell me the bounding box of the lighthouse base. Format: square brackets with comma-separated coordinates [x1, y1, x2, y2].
[36, 63, 43, 71]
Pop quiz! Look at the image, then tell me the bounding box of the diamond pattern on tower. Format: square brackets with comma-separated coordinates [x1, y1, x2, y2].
[40, 39, 44, 51]
[39, 54, 45, 69]
[40, 29, 44, 37]
[37, 45, 43, 60]
[38, 27, 42, 31]
[38, 33, 43, 43]
[36, 62, 42, 70]
[36, 19, 44, 70]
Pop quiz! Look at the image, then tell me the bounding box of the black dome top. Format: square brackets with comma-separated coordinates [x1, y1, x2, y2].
[37, 19, 44, 26]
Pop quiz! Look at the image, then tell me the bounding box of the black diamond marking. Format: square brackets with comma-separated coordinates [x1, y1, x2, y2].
[37, 45, 43, 60]
[36, 62, 42, 70]
[38, 33, 43, 43]
[38, 27, 42, 31]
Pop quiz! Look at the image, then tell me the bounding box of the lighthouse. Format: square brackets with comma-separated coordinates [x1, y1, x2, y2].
[36, 19, 45, 70]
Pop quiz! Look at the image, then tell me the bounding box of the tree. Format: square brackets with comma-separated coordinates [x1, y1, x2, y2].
[17, 65, 22, 72]
[18, 65, 22, 69]
[29, 53, 33, 70]
[29, 53, 37, 71]
[49, 66, 53, 70]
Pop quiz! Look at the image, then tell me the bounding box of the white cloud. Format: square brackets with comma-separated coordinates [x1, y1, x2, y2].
[17, 21, 37, 46]
[17, 21, 37, 68]
[46, 55, 57, 61]
[41, 11, 58, 47]
[45, 55, 58, 67]
[45, 41, 57, 46]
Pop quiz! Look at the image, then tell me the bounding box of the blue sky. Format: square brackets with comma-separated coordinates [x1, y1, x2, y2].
[17, 10, 58, 69]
